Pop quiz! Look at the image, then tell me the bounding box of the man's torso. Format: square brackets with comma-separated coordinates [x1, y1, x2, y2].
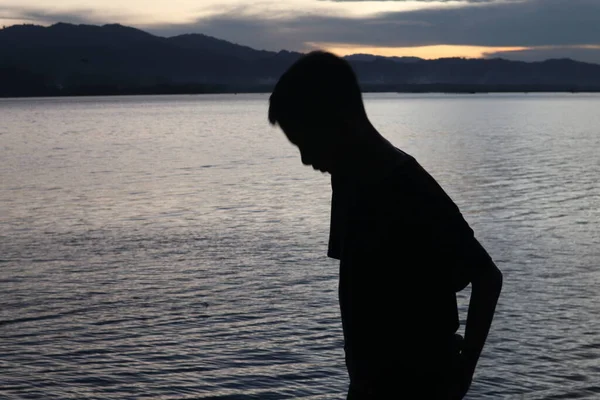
[328, 149, 478, 381]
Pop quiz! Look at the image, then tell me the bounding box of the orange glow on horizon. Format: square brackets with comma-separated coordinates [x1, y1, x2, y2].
[308, 43, 529, 60]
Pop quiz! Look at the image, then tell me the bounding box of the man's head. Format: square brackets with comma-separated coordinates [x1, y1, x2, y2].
[268, 51, 367, 174]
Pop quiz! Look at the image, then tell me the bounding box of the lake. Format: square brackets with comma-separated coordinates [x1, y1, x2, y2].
[1, 93, 599, 399]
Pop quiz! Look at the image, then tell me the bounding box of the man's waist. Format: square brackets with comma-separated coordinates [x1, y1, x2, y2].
[344, 333, 461, 376]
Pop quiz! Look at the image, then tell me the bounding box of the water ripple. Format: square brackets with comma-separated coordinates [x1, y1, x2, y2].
[1, 94, 599, 399]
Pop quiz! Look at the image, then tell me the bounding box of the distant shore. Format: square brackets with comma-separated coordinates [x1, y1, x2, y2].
[2, 83, 600, 98]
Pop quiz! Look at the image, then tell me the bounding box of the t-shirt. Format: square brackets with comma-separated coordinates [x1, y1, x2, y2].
[328, 149, 493, 380]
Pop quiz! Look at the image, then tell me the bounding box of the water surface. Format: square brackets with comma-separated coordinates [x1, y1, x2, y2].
[1, 93, 599, 399]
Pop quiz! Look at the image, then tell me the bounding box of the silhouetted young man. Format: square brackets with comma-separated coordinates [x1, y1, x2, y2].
[268, 51, 503, 399]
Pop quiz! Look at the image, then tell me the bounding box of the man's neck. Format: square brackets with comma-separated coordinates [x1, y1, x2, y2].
[337, 124, 407, 182]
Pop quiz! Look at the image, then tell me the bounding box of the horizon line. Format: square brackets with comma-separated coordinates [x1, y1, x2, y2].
[2, 21, 599, 66]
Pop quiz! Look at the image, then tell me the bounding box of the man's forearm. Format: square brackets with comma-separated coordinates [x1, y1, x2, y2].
[462, 266, 503, 374]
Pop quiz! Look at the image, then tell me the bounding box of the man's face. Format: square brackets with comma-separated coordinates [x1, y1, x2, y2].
[283, 126, 339, 174]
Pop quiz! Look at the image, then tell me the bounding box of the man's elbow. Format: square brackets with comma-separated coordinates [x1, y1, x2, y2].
[489, 266, 503, 294]
[472, 262, 503, 296]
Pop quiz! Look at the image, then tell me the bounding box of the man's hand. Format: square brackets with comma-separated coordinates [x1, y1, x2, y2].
[444, 334, 473, 400]
[448, 353, 474, 400]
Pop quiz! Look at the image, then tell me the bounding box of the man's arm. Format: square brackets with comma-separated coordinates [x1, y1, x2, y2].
[463, 257, 503, 370]
[454, 250, 503, 399]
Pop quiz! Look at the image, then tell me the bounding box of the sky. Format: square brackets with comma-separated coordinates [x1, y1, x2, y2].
[1, 0, 600, 63]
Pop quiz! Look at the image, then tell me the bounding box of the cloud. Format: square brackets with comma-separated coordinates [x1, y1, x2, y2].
[2, 0, 599, 63]
[0, 5, 136, 26]
[321, 0, 500, 2]
[144, 0, 600, 51]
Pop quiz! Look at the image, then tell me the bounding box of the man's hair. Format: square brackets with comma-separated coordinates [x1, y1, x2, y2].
[268, 51, 366, 131]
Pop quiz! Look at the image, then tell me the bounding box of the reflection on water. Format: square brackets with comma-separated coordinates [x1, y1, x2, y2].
[1, 94, 599, 399]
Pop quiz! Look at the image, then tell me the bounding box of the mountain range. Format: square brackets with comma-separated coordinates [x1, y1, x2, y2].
[2, 23, 600, 97]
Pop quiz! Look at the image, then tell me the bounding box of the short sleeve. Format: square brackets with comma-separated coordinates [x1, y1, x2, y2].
[402, 161, 494, 292]
[426, 205, 493, 291]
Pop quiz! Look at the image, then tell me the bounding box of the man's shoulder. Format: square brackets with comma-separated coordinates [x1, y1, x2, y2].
[371, 151, 429, 202]
[366, 152, 470, 237]
[388, 153, 457, 206]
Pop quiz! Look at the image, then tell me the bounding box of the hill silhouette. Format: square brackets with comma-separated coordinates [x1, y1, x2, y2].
[1, 23, 600, 97]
